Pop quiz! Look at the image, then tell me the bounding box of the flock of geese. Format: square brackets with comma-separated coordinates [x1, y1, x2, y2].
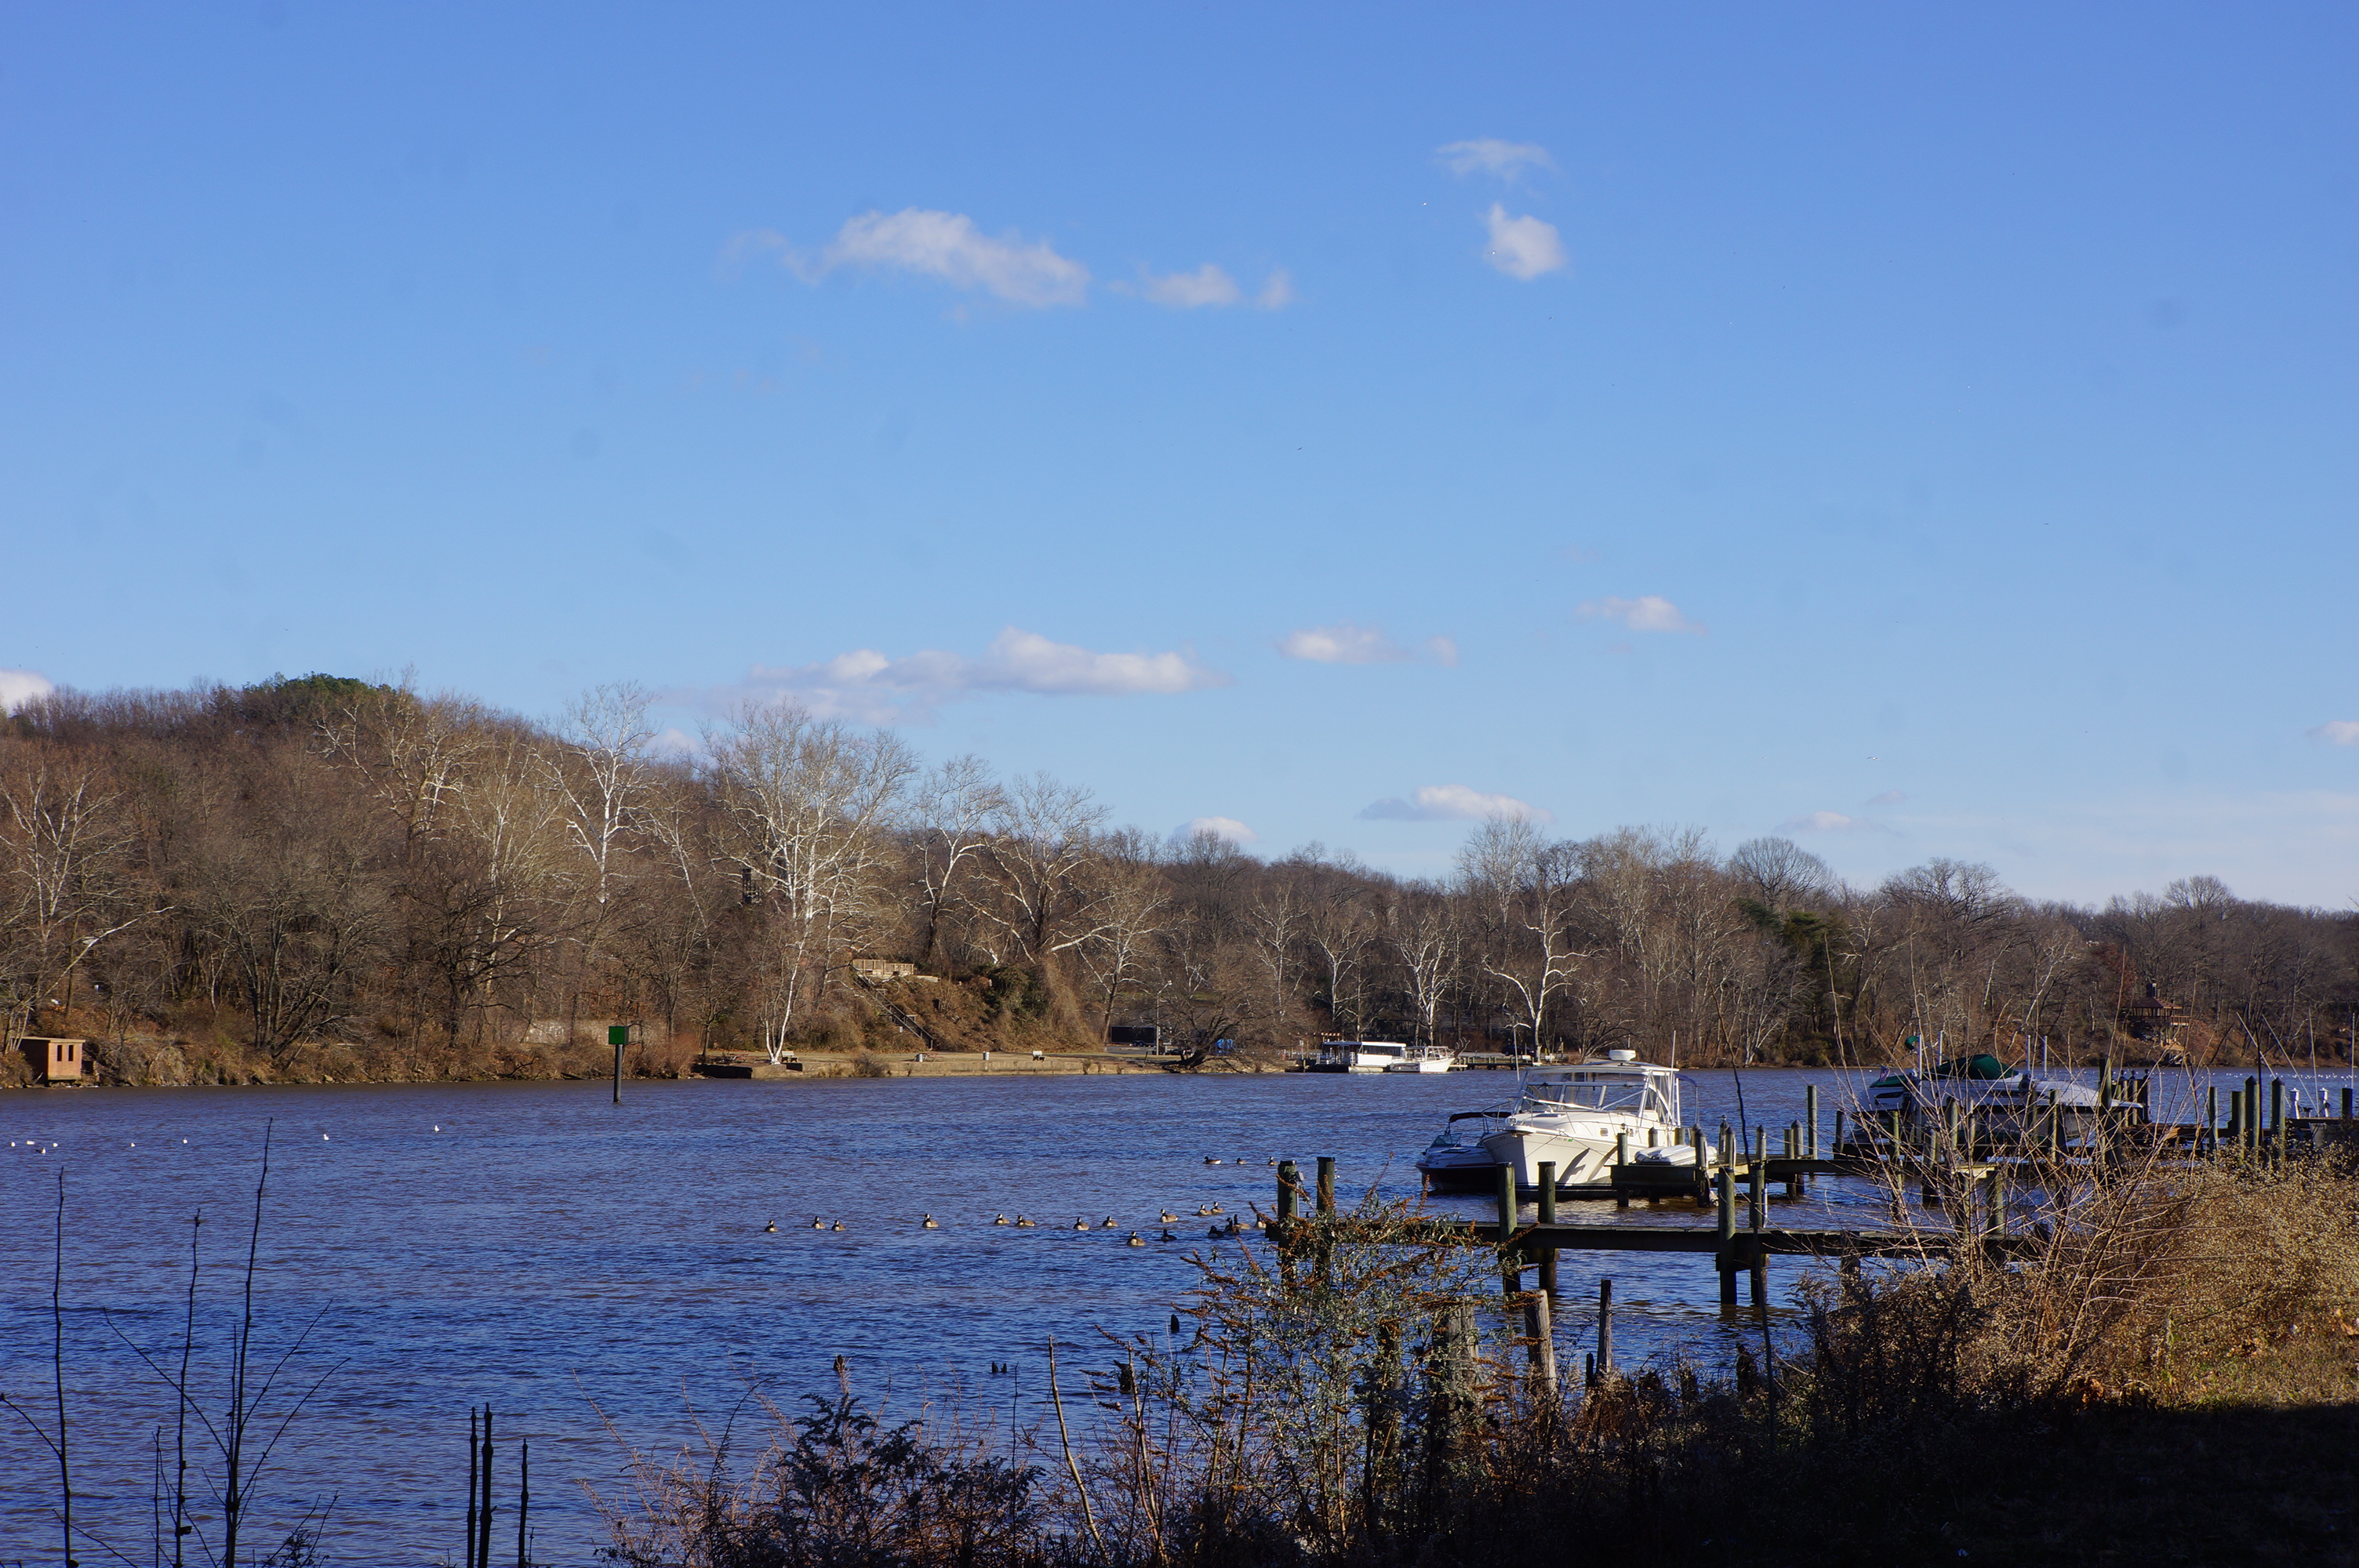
[764, 1156, 1280, 1246]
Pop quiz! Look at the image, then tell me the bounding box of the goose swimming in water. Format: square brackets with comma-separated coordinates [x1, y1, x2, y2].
[1073, 1217, 1089, 1231]
[764, 1221, 778, 1233]
[1159, 1210, 1179, 1224]
[922, 1215, 940, 1229]
[1126, 1232, 1145, 1247]
[830, 1220, 846, 1232]
[1100, 1216, 1118, 1229]
[1203, 1156, 1223, 1165]
[812, 1217, 826, 1229]
[994, 1214, 1010, 1225]
[1015, 1214, 1036, 1227]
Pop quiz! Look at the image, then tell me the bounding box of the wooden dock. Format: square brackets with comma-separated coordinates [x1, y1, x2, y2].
[1273, 1156, 2023, 1311]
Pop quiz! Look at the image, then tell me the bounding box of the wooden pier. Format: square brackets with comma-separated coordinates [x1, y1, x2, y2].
[1271, 1155, 2025, 1312]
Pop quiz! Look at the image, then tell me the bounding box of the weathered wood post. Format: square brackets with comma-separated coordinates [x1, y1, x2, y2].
[1749, 1127, 1767, 1229]
[1806, 1083, 1821, 1173]
[1276, 1160, 1298, 1222]
[2272, 1079, 2286, 1165]
[609, 1024, 627, 1105]
[1536, 1160, 1560, 1297]
[1833, 1107, 1845, 1160]
[1692, 1127, 1710, 1206]
[1523, 1285, 1558, 1396]
[2206, 1084, 2219, 1158]
[1316, 1156, 1337, 1216]
[1614, 1132, 1631, 1209]
[1749, 1240, 1768, 1311]
[1598, 1276, 1614, 1377]
[466, 1408, 480, 1568]
[1495, 1163, 1521, 1294]
[2245, 1076, 2260, 1159]
[477, 1406, 495, 1568]
[2343, 1087, 2354, 1121]
[1715, 1167, 1738, 1305]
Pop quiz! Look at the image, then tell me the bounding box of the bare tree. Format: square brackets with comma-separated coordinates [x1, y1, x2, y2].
[1459, 817, 1585, 1054]
[975, 771, 1110, 963]
[907, 754, 1008, 967]
[708, 704, 915, 1061]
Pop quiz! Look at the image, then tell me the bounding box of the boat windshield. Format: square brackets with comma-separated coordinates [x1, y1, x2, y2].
[1518, 1072, 1674, 1120]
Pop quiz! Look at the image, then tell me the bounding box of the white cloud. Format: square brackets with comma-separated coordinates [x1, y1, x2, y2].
[0, 669, 55, 713]
[1277, 622, 1459, 666]
[1278, 622, 1409, 664]
[726, 627, 1228, 722]
[2310, 720, 2359, 745]
[1360, 784, 1551, 823]
[1780, 810, 1893, 835]
[1117, 263, 1296, 310]
[1866, 790, 1908, 806]
[1482, 204, 1566, 280]
[1177, 815, 1259, 844]
[1435, 139, 1556, 180]
[1574, 595, 1705, 635]
[1128, 263, 1239, 308]
[762, 209, 1090, 307]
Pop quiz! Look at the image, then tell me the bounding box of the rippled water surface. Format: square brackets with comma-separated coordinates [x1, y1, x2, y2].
[2, 1063, 2332, 1562]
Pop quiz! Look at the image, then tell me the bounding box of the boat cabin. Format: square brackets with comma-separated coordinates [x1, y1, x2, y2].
[1516, 1050, 1681, 1123]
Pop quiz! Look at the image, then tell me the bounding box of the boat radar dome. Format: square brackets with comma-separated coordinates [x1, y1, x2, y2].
[1606, 1049, 1638, 1062]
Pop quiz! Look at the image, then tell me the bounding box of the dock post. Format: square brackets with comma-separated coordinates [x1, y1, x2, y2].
[1598, 1276, 1614, 1378]
[1316, 1156, 1336, 1216]
[1716, 1167, 1737, 1305]
[1692, 1127, 1710, 1206]
[1832, 1108, 1845, 1160]
[2245, 1077, 2259, 1159]
[1536, 1162, 1559, 1298]
[1523, 1285, 1558, 1396]
[1494, 1161, 1519, 1294]
[2272, 1079, 2285, 1165]
[1614, 1134, 1630, 1209]
[1749, 1243, 1767, 1311]
[2345, 1087, 2353, 1121]
[1806, 1083, 1820, 1166]
[1750, 1128, 1767, 1229]
[2205, 1085, 2218, 1158]
[2227, 1091, 2242, 1159]
[1276, 1160, 1298, 1223]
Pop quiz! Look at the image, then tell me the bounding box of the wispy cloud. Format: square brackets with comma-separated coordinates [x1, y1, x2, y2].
[1277, 622, 1457, 666]
[1360, 784, 1550, 823]
[1435, 138, 1556, 180]
[1866, 790, 1908, 806]
[1115, 263, 1295, 310]
[1127, 263, 1238, 308]
[1482, 204, 1566, 280]
[721, 628, 1228, 723]
[0, 668, 54, 713]
[1779, 810, 1892, 835]
[1574, 595, 1705, 635]
[1176, 815, 1259, 844]
[732, 209, 1090, 307]
[2309, 720, 2359, 745]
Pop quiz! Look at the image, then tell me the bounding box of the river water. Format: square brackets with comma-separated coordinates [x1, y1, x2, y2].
[1, 1062, 2339, 1563]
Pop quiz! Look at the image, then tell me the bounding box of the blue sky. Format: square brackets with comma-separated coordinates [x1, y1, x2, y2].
[4, 3, 2354, 904]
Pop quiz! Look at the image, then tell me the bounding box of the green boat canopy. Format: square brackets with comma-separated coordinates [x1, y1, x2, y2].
[1870, 1052, 2012, 1088]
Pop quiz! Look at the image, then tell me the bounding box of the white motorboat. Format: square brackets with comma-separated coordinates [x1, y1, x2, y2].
[1306, 1040, 1420, 1073]
[1863, 1051, 2110, 1142]
[1382, 1045, 1458, 1074]
[1478, 1051, 1696, 1193]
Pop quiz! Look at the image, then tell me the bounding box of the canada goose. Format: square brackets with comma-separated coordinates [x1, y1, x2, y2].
[1266, 1158, 1278, 1167]
[1204, 1156, 1222, 1165]
[994, 1214, 1010, 1225]
[1159, 1229, 1177, 1242]
[830, 1220, 846, 1232]
[812, 1217, 826, 1229]
[922, 1214, 940, 1229]
[1158, 1210, 1179, 1224]
[1073, 1217, 1089, 1231]
[1100, 1216, 1118, 1229]
[1126, 1232, 1145, 1247]
[1015, 1215, 1036, 1227]
[1206, 1224, 1226, 1238]
[764, 1221, 777, 1233]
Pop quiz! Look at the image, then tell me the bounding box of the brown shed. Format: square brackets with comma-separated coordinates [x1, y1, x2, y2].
[20, 1036, 86, 1083]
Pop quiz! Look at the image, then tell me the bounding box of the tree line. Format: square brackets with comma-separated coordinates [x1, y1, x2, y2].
[2, 674, 2353, 1084]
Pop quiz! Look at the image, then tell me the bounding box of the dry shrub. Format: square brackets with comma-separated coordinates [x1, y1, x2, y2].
[849, 1047, 893, 1078]
[595, 1385, 1044, 1568]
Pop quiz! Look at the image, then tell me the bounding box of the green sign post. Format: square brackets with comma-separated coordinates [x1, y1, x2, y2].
[609, 1023, 629, 1105]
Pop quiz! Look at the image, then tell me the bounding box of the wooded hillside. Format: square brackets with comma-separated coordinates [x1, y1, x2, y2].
[3, 675, 2352, 1085]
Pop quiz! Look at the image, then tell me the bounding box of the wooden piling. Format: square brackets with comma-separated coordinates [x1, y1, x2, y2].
[1749, 1128, 1766, 1230]
[517, 1439, 529, 1568]
[1536, 1161, 1559, 1297]
[1276, 1160, 1298, 1222]
[1317, 1156, 1337, 1216]
[1614, 1133, 1630, 1209]
[2344, 1087, 2353, 1121]
[1806, 1083, 1820, 1165]
[466, 1409, 479, 1568]
[1523, 1286, 1558, 1395]
[2272, 1079, 2285, 1165]
[1495, 1162, 1518, 1236]
[2206, 1084, 2218, 1158]
[2245, 1076, 2259, 1159]
[1598, 1276, 1613, 1377]
[477, 1406, 494, 1568]
[1716, 1167, 1737, 1305]
[1749, 1246, 1768, 1310]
